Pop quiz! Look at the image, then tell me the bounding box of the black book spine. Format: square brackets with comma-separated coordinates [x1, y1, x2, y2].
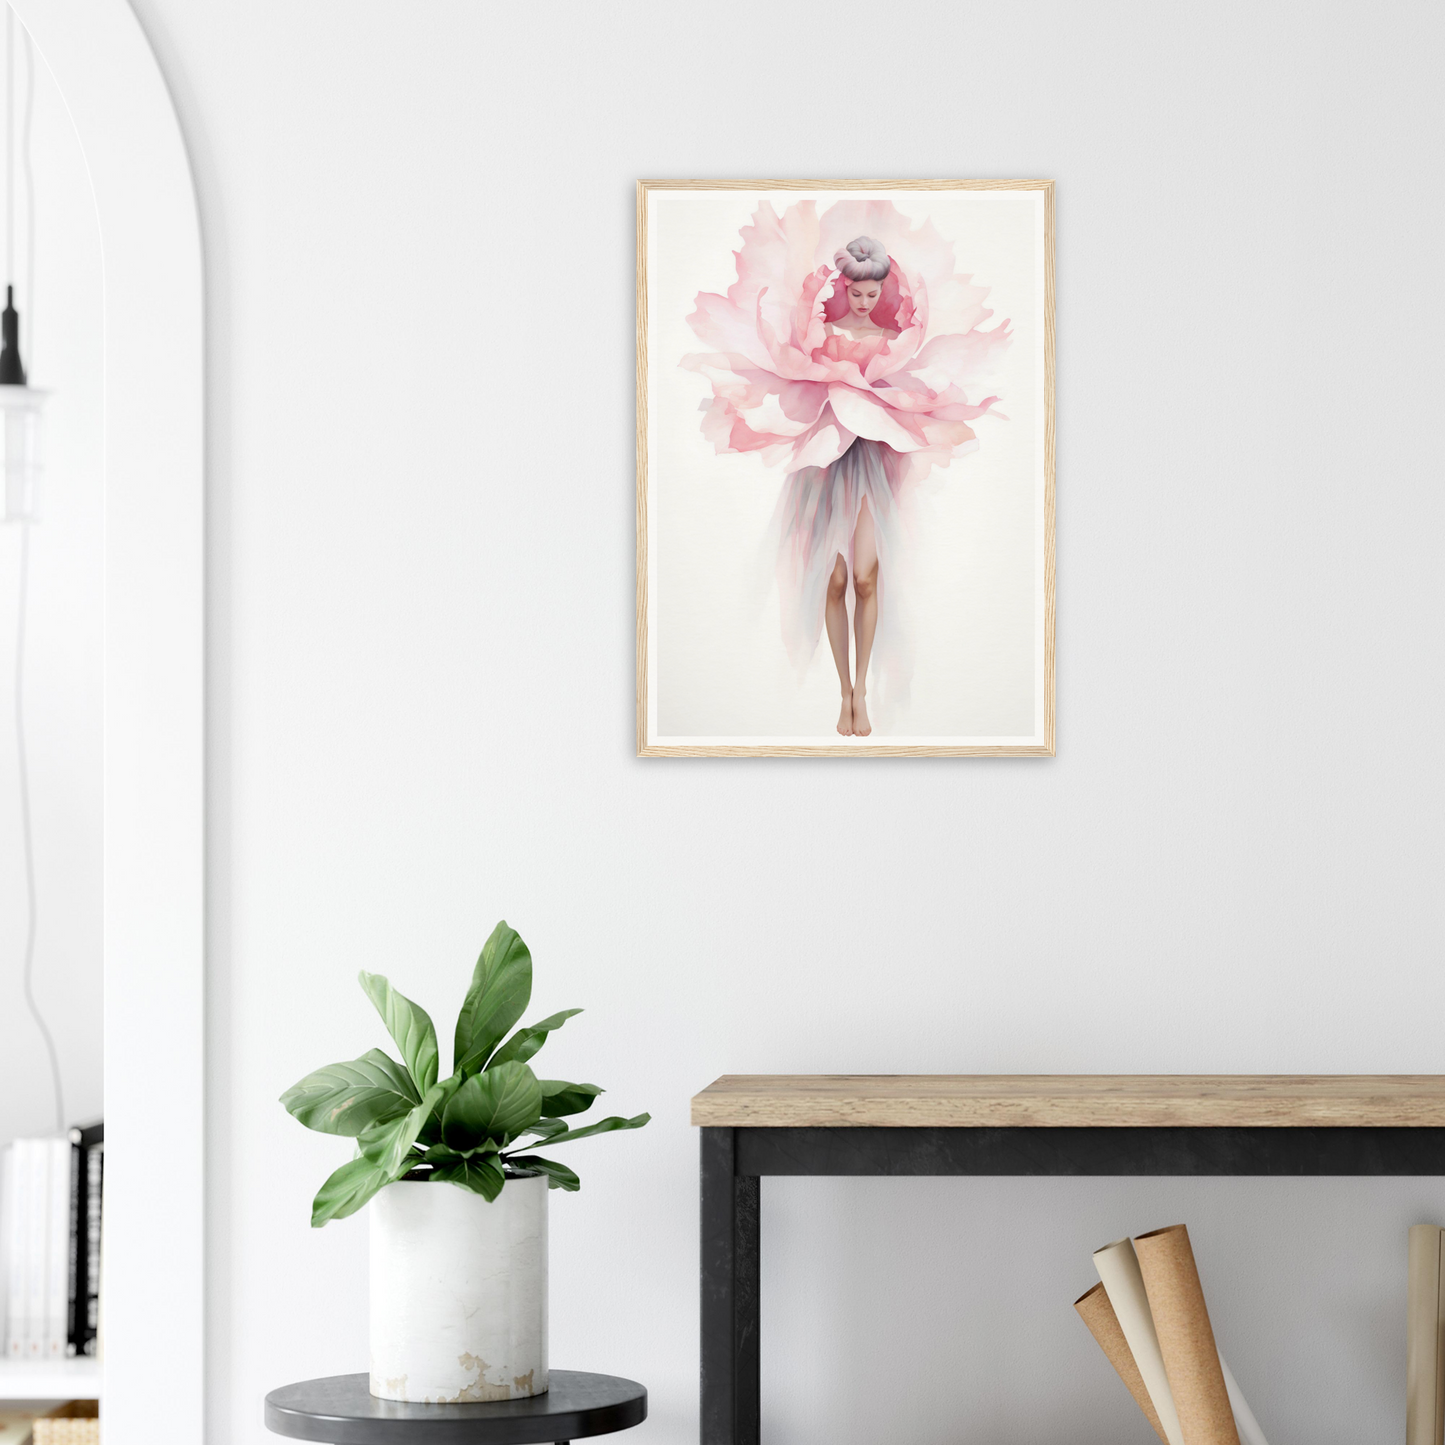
[82, 1142, 102, 1356]
[66, 1140, 83, 1356]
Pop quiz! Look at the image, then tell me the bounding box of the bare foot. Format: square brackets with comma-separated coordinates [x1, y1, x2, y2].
[851, 686, 871, 737]
[836, 695, 853, 736]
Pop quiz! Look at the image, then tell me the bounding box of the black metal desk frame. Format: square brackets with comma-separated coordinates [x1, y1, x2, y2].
[699, 1123, 1445, 1445]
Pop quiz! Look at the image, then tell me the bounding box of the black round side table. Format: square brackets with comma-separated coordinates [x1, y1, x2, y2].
[264, 1372, 647, 1445]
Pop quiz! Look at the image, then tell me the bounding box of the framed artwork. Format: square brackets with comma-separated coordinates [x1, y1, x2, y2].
[636, 179, 1054, 757]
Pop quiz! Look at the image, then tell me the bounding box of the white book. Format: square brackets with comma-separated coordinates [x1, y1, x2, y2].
[45, 1140, 70, 1359]
[22, 1140, 47, 1359]
[9, 1142, 33, 1359]
[0, 1144, 17, 1357]
[3, 1143, 26, 1358]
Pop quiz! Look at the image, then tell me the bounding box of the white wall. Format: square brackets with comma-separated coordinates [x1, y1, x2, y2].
[0, 25, 104, 1148]
[122, 1, 1445, 1440]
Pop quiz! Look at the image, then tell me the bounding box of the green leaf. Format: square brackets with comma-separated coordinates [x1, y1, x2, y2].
[452, 922, 533, 1076]
[280, 1048, 420, 1136]
[535, 1112, 650, 1147]
[441, 1061, 544, 1151]
[310, 1155, 392, 1227]
[489, 1008, 583, 1069]
[538, 1080, 603, 1117]
[519, 1117, 570, 1144]
[423, 1138, 501, 1164]
[503, 1155, 581, 1192]
[431, 1153, 506, 1202]
[417, 1073, 465, 1148]
[359, 1082, 448, 1177]
[359, 971, 439, 1092]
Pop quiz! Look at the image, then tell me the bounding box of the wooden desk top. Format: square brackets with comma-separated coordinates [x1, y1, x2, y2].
[690, 1075, 1445, 1128]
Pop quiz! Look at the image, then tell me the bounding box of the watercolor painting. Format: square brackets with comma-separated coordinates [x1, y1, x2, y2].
[637, 182, 1054, 757]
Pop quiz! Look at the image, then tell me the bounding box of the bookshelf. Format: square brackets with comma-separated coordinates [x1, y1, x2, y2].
[0, 1357, 101, 1400]
[691, 1073, 1445, 1445]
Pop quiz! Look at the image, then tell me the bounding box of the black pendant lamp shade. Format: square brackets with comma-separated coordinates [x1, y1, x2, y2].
[0, 279, 42, 520]
[0, 284, 25, 385]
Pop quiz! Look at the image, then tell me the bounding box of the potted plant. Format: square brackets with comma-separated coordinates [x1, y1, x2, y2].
[281, 921, 649, 1405]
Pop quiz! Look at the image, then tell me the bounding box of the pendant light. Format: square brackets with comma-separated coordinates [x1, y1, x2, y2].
[4, 2, 63, 1137]
[1, 5, 43, 524]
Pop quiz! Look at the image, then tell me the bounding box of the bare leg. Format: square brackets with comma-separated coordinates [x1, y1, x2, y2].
[851, 502, 878, 737]
[825, 553, 852, 735]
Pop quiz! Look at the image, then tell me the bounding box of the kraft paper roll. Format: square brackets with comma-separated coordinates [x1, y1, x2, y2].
[1093, 1237, 1185, 1445]
[1407, 1224, 1445, 1445]
[1075, 1281, 1170, 1444]
[1134, 1224, 1240, 1445]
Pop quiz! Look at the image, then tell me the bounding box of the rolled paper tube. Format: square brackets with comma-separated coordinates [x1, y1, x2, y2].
[1074, 1281, 1170, 1445]
[1134, 1224, 1240, 1445]
[1219, 1358, 1269, 1445]
[1093, 1237, 1185, 1445]
[1406, 1224, 1445, 1445]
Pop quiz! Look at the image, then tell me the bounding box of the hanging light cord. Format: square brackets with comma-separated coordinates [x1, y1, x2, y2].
[15, 521, 65, 1135]
[5, 8, 11, 289]
[21, 17, 31, 363]
[8, 6, 63, 1135]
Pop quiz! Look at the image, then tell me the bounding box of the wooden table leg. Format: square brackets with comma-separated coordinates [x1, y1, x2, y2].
[700, 1127, 759, 1445]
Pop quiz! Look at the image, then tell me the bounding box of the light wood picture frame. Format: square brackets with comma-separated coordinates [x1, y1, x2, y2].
[637, 179, 1054, 757]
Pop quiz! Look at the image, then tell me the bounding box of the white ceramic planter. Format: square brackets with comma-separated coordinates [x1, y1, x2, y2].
[369, 1173, 548, 1403]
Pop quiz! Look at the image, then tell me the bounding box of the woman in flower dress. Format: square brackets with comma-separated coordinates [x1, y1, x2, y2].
[684, 201, 1010, 737]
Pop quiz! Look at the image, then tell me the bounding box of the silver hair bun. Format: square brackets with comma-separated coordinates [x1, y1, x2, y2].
[833, 236, 890, 282]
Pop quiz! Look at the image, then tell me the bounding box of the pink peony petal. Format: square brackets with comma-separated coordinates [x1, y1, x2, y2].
[827, 384, 928, 452]
[682, 197, 1011, 487]
[786, 409, 855, 471]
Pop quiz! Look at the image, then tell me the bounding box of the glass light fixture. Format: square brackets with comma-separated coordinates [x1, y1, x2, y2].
[1, 0, 43, 526]
[0, 283, 43, 522]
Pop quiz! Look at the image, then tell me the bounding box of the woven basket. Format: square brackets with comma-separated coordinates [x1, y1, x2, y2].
[32, 1417, 100, 1444]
